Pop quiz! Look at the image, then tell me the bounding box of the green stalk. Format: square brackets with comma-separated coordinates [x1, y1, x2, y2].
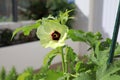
[67, 77, 69, 80]
[108, 1, 120, 64]
[65, 47, 68, 73]
[65, 46, 70, 80]
[65, 56, 68, 73]
[59, 47, 65, 73]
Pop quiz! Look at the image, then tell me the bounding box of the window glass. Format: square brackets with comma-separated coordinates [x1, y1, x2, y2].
[0, 0, 12, 22]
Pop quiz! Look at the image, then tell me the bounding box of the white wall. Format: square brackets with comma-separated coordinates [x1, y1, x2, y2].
[74, 0, 89, 31]
[89, 0, 120, 42]
[102, 0, 120, 42]
[75, 0, 120, 43]
[0, 40, 81, 73]
[75, 0, 89, 17]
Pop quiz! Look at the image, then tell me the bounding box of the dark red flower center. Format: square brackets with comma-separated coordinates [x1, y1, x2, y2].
[51, 31, 61, 40]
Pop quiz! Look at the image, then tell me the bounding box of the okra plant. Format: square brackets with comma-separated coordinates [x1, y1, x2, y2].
[1, 10, 120, 80]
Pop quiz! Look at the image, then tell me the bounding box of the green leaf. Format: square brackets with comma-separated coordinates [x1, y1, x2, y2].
[106, 61, 120, 75]
[75, 61, 83, 73]
[90, 40, 109, 66]
[99, 38, 111, 51]
[115, 44, 120, 56]
[5, 67, 18, 80]
[12, 22, 40, 40]
[94, 41, 110, 66]
[17, 72, 31, 80]
[94, 32, 102, 40]
[84, 32, 101, 48]
[84, 32, 95, 42]
[58, 10, 73, 25]
[65, 46, 78, 62]
[65, 46, 79, 72]
[73, 73, 93, 80]
[96, 60, 120, 80]
[45, 70, 63, 80]
[32, 67, 47, 80]
[68, 29, 86, 42]
[0, 67, 6, 80]
[68, 30, 102, 50]
[103, 75, 120, 80]
[17, 68, 33, 80]
[43, 47, 61, 67]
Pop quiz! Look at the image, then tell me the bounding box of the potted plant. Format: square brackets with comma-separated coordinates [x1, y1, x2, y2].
[1, 10, 120, 80]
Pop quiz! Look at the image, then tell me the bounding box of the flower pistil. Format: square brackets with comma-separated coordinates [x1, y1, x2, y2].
[51, 31, 61, 41]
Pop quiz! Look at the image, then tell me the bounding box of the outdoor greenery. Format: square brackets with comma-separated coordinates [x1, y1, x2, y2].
[24, 0, 76, 20]
[0, 16, 12, 22]
[19, 0, 75, 28]
[1, 10, 120, 80]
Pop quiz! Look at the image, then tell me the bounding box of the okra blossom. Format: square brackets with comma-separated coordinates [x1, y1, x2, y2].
[36, 20, 68, 49]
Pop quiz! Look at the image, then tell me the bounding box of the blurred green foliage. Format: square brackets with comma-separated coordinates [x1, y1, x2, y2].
[22, 0, 76, 20]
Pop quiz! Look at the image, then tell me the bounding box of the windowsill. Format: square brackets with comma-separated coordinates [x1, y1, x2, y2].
[0, 20, 35, 29]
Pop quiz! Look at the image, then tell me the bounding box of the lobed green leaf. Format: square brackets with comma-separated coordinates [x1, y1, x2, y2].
[11, 22, 40, 40]
[43, 47, 61, 68]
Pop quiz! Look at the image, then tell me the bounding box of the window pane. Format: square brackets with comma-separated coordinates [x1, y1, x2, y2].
[18, 0, 30, 21]
[0, 0, 12, 22]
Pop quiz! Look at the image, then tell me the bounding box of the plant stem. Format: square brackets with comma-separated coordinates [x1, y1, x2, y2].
[59, 47, 65, 73]
[67, 75, 69, 80]
[108, 1, 120, 64]
[65, 56, 68, 73]
[65, 47, 68, 73]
